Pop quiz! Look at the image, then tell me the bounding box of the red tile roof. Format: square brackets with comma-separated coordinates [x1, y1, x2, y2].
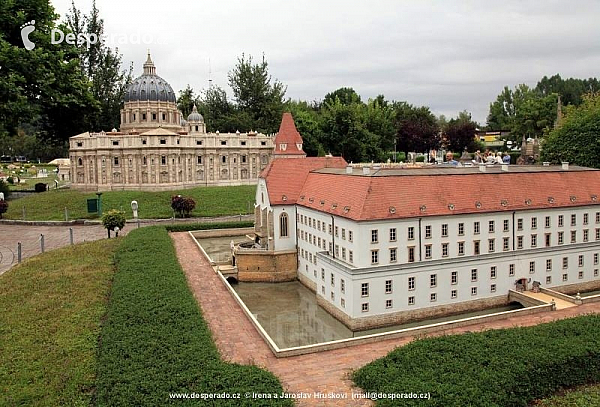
[296, 170, 600, 221]
[261, 157, 348, 205]
[273, 113, 306, 155]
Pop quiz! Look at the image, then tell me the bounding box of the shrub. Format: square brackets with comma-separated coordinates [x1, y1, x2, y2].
[6, 176, 14, 185]
[101, 209, 126, 236]
[34, 182, 47, 192]
[353, 314, 600, 407]
[0, 179, 9, 199]
[415, 155, 425, 163]
[171, 195, 196, 218]
[0, 199, 7, 218]
[95, 227, 290, 406]
[165, 220, 253, 232]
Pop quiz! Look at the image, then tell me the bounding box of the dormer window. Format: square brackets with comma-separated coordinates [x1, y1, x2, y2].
[280, 143, 287, 151]
[296, 143, 302, 150]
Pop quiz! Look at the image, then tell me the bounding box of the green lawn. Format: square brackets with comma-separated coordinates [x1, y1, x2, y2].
[353, 314, 600, 407]
[0, 239, 120, 407]
[535, 384, 600, 406]
[96, 227, 290, 406]
[4, 184, 256, 220]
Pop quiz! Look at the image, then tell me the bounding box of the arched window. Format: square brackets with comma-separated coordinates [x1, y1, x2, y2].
[77, 157, 82, 166]
[280, 213, 289, 238]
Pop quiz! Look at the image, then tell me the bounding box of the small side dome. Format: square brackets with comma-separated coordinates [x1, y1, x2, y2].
[187, 104, 203, 122]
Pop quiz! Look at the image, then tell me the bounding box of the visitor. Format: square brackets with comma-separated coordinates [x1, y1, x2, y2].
[486, 152, 495, 164]
[446, 152, 458, 166]
[495, 152, 503, 164]
[473, 150, 483, 163]
[503, 152, 511, 164]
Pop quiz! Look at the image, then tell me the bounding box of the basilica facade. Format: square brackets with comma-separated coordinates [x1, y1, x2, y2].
[69, 53, 274, 191]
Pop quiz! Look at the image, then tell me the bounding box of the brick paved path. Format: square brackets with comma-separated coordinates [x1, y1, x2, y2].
[171, 232, 600, 407]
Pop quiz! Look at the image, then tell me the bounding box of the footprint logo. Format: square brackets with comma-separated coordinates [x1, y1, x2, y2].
[20, 20, 36, 50]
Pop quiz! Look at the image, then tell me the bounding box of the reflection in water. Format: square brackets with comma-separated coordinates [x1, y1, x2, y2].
[196, 235, 250, 263]
[234, 281, 523, 348]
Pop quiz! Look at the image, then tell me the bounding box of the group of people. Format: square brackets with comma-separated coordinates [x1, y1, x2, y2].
[473, 150, 511, 165]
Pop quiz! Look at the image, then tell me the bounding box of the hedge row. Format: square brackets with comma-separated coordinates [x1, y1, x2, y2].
[353, 314, 600, 407]
[164, 220, 254, 232]
[95, 226, 290, 406]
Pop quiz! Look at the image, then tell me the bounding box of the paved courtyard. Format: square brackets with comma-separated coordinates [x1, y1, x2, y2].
[171, 232, 600, 407]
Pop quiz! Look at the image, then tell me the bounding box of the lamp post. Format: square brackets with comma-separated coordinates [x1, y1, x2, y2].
[131, 200, 140, 228]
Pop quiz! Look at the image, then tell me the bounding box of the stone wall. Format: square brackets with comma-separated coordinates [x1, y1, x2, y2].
[236, 249, 297, 282]
[549, 279, 600, 296]
[317, 293, 510, 331]
[298, 272, 317, 293]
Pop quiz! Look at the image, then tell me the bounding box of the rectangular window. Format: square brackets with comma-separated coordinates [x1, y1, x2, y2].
[490, 266, 497, 279]
[221, 140, 227, 146]
[341, 228, 345, 239]
[361, 303, 369, 312]
[531, 234, 537, 247]
[385, 280, 392, 294]
[529, 261, 535, 274]
[594, 253, 599, 265]
[451, 271, 458, 285]
[546, 259, 552, 271]
[488, 238, 495, 253]
[361, 282, 369, 297]
[489, 220, 495, 233]
[321, 286, 325, 295]
[425, 245, 432, 259]
[471, 287, 478, 296]
[386, 299, 393, 309]
[451, 289, 457, 299]
[571, 214, 577, 226]
[595, 269, 599, 277]
[371, 229, 378, 243]
[546, 276, 552, 285]
[458, 223, 464, 236]
[341, 279, 345, 294]
[430, 274, 437, 288]
[408, 247, 415, 263]
[517, 236, 524, 249]
[335, 245, 339, 257]
[509, 263, 515, 277]
[112, 140, 119, 146]
[390, 248, 397, 263]
[342, 247, 346, 260]
[371, 250, 379, 264]
[408, 276, 415, 290]
[563, 257, 569, 269]
[503, 219, 509, 232]
[335, 226, 338, 236]
[160, 139, 166, 145]
[161, 156, 166, 165]
[458, 241, 465, 255]
[597, 228, 600, 240]
[596, 212, 600, 223]
[331, 291, 335, 301]
[408, 227, 415, 240]
[579, 271, 584, 279]
[517, 218, 523, 230]
[563, 273, 568, 282]
[558, 231, 564, 244]
[558, 215, 564, 227]
[545, 216, 551, 228]
[425, 225, 432, 239]
[571, 230, 577, 243]
[491, 284, 497, 293]
[584, 229, 589, 242]
[348, 231, 353, 242]
[408, 296, 415, 305]
[441, 224, 448, 237]
[442, 243, 449, 257]
[471, 269, 478, 282]
[531, 217, 537, 229]
[474, 240, 480, 255]
[197, 156, 202, 164]
[579, 255, 584, 267]
[349, 250, 354, 263]
[545, 233, 551, 247]
[430, 293, 437, 302]
[584, 213, 589, 225]
[474, 221, 480, 234]
[389, 228, 397, 242]
[331, 273, 335, 286]
[503, 237, 510, 251]
[321, 269, 325, 280]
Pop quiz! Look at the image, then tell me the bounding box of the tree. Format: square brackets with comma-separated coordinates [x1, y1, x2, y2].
[198, 85, 236, 132]
[394, 102, 440, 156]
[101, 209, 126, 238]
[228, 53, 286, 133]
[171, 195, 196, 218]
[177, 85, 198, 118]
[444, 111, 478, 152]
[286, 100, 325, 157]
[0, 199, 7, 218]
[541, 92, 600, 168]
[323, 87, 361, 106]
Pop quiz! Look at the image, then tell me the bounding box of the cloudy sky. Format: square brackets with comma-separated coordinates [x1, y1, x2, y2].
[51, 0, 600, 124]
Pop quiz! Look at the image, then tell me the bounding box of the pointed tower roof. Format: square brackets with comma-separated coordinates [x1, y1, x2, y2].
[273, 112, 306, 157]
[143, 50, 156, 75]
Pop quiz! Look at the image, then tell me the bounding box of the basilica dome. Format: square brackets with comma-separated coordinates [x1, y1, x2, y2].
[123, 53, 176, 103]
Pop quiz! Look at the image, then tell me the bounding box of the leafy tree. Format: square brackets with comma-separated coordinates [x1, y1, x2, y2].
[66, 0, 132, 132]
[0, 199, 7, 218]
[541, 92, 600, 168]
[394, 102, 439, 156]
[228, 53, 286, 133]
[0, 179, 10, 199]
[536, 74, 600, 107]
[286, 100, 324, 156]
[101, 209, 126, 237]
[444, 111, 478, 152]
[171, 195, 196, 218]
[177, 85, 198, 118]
[198, 85, 237, 132]
[323, 87, 361, 106]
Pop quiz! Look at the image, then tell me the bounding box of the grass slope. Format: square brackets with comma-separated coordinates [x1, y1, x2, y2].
[0, 239, 119, 407]
[4, 184, 256, 221]
[95, 227, 291, 406]
[353, 315, 600, 407]
[535, 384, 600, 406]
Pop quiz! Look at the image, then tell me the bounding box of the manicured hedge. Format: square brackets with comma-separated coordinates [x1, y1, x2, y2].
[353, 315, 600, 407]
[165, 220, 253, 233]
[95, 227, 290, 406]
